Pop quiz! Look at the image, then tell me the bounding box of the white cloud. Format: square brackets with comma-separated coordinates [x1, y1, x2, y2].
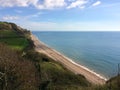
[0, 0, 38, 7]
[0, 0, 102, 9]
[92, 1, 101, 7]
[2, 15, 19, 20]
[31, 12, 43, 17]
[0, 0, 66, 9]
[68, 0, 76, 2]
[36, 0, 66, 9]
[67, 0, 88, 9]
[25, 12, 43, 19]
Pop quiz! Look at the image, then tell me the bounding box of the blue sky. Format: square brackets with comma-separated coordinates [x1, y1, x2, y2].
[0, 0, 120, 31]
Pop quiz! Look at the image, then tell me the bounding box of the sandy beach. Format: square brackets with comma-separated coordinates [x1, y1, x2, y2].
[31, 34, 107, 85]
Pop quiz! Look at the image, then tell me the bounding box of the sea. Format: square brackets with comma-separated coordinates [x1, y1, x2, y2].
[33, 31, 120, 79]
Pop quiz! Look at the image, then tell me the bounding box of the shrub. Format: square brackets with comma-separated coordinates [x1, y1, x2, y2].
[0, 43, 39, 90]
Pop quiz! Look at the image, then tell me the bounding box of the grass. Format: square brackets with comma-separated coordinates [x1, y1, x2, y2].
[24, 50, 91, 90]
[0, 22, 6, 24]
[39, 58, 90, 90]
[0, 38, 29, 50]
[0, 30, 18, 37]
[41, 62, 64, 72]
[0, 30, 29, 50]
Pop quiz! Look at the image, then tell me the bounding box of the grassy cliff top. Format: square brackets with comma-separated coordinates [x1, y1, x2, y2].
[0, 21, 30, 34]
[0, 22, 32, 50]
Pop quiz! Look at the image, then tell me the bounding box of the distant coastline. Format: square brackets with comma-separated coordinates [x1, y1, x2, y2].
[31, 33, 107, 85]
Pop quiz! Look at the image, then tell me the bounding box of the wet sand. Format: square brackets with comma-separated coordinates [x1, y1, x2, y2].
[31, 34, 107, 85]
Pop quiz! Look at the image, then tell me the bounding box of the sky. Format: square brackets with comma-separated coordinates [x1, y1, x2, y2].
[0, 0, 120, 31]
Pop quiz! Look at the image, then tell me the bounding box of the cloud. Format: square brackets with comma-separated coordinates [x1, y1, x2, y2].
[25, 12, 43, 19]
[1, 12, 43, 22]
[0, 0, 102, 9]
[0, 0, 66, 9]
[1, 15, 19, 20]
[92, 1, 101, 7]
[0, 0, 38, 7]
[35, 0, 66, 9]
[67, 0, 88, 9]
[30, 12, 43, 17]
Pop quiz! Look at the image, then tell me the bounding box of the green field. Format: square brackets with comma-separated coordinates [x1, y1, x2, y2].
[0, 38, 28, 50]
[0, 30, 29, 50]
[0, 30, 18, 37]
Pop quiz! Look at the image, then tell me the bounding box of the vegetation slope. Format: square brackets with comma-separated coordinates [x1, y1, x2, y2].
[0, 21, 120, 90]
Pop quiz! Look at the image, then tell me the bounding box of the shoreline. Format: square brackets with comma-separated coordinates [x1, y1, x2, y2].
[31, 34, 107, 85]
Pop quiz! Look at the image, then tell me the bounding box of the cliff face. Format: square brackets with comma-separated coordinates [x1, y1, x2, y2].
[9, 22, 30, 35]
[0, 21, 33, 50]
[0, 22, 13, 30]
[0, 21, 30, 37]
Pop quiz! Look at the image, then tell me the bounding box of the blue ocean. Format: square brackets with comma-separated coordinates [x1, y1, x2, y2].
[33, 31, 120, 79]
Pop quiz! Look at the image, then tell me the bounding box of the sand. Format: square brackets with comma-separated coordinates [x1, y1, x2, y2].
[31, 34, 107, 85]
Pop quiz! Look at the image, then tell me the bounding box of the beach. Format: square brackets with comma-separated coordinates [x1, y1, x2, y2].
[31, 34, 107, 85]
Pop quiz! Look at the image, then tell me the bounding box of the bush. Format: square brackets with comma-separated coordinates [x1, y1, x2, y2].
[0, 43, 39, 90]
